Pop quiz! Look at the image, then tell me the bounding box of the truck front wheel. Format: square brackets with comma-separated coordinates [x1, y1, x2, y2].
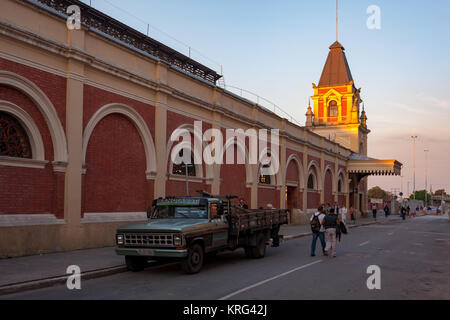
[181, 243, 204, 274]
[125, 256, 147, 272]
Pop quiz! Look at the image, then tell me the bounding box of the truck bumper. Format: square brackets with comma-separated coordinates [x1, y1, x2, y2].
[115, 247, 188, 258]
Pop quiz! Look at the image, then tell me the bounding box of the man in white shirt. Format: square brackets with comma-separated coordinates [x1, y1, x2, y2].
[310, 205, 326, 257]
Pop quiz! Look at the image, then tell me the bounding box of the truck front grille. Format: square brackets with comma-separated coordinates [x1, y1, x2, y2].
[124, 233, 173, 247]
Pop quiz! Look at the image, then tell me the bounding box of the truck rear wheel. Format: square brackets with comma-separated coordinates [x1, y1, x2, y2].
[125, 256, 147, 272]
[251, 233, 266, 258]
[181, 243, 204, 274]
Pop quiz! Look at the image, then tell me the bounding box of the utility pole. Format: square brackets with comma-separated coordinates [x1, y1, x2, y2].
[411, 135, 418, 200]
[424, 149, 429, 205]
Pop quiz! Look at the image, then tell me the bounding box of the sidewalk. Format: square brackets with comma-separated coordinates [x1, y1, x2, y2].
[0, 213, 406, 296]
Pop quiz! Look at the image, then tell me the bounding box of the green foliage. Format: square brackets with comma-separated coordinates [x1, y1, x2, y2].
[409, 189, 432, 201]
[368, 186, 391, 200]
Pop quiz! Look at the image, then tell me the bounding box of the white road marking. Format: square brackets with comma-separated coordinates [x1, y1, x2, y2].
[218, 260, 322, 300]
[388, 232, 394, 236]
[411, 231, 450, 236]
[359, 241, 370, 247]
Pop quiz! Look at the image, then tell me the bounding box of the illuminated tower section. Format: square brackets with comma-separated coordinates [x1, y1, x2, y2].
[306, 41, 370, 155]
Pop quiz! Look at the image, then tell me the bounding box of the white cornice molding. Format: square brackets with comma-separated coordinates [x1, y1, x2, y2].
[0, 156, 48, 169]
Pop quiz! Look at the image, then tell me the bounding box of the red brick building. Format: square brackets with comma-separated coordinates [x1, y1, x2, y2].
[0, 0, 401, 257]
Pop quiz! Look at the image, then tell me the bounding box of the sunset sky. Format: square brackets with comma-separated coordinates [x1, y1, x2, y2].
[80, 0, 450, 195]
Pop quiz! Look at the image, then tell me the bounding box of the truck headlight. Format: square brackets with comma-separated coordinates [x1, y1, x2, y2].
[116, 234, 124, 245]
[173, 234, 182, 246]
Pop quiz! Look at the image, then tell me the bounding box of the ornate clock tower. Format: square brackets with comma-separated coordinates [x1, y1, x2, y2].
[306, 41, 369, 155]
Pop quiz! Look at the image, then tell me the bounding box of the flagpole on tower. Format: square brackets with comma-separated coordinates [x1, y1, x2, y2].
[336, 0, 338, 41]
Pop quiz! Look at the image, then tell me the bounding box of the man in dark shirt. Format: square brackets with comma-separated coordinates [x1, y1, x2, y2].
[322, 208, 340, 257]
[238, 198, 248, 209]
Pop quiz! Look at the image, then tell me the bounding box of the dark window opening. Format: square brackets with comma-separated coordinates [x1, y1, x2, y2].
[172, 149, 196, 176]
[0, 112, 32, 159]
[328, 100, 338, 117]
[307, 174, 315, 190]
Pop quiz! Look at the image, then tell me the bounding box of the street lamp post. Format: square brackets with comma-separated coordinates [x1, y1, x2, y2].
[424, 149, 429, 205]
[411, 136, 418, 201]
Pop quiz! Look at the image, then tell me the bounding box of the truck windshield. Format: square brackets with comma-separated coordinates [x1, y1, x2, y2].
[153, 205, 207, 219]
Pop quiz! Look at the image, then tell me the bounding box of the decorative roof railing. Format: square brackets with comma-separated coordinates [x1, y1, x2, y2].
[25, 0, 222, 84]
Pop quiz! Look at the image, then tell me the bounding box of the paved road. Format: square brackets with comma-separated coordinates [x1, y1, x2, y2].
[2, 215, 449, 300]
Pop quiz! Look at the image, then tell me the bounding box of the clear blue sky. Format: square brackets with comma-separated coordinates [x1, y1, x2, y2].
[80, 0, 450, 194]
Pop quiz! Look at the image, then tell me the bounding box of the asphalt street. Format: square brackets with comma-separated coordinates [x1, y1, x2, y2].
[2, 215, 449, 300]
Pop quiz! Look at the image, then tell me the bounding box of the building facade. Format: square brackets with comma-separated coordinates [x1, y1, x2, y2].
[0, 0, 401, 258]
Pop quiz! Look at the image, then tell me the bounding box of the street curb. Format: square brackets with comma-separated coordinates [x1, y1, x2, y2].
[0, 265, 127, 296]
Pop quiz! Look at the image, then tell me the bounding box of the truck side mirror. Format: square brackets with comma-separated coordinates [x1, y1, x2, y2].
[147, 207, 152, 220]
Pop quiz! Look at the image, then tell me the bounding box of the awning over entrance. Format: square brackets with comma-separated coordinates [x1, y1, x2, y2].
[347, 153, 402, 176]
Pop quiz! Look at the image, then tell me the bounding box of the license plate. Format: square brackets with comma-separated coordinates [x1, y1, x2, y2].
[137, 249, 155, 256]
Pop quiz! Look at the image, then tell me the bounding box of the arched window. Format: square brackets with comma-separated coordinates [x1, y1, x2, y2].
[172, 149, 196, 176]
[338, 179, 342, 193]
[0, 112, 32, 158]
[328, 100, 338, 117]
[259, 153, 272, 184]
[307, 173, 315, 190]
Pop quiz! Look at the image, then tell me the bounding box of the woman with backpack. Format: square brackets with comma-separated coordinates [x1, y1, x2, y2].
[310, 205, 326, 257]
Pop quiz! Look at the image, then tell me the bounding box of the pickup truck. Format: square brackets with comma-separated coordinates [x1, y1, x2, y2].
[115, 193, 288, 274]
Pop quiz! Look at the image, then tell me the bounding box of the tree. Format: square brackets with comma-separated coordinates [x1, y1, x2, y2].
[434, 189, 447, 196]
[368, 186, 391, 200]
[409, 189, 432, 202]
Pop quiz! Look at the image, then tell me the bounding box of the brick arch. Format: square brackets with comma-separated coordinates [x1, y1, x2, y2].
[220, 142, 250, 202]
[285, 154, 305, 188]
[324, 168, 334, 205]
[0, 70, 67, 163]
[307, 160, 322, 190]
[82, 103, 157, 178]
[83, 112, 151, 213]
[0, 100, 45, 161]
[220, 137, 253, 184]
[167, 124, 204, 179]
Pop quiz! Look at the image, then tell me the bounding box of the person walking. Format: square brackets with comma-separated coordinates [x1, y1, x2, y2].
[372, 204, 377, 221]
[334, 202, 339, 216]
[340, 205, 348, 231]
[384, 203, 389, 218]
[401, 206, 406, 220]
[407, 205, 410, 218]
[322, 208, 340, 257]
[310, 205, 326, 256]
[238, 198, 248, 209]
[349, 205, 355, 224]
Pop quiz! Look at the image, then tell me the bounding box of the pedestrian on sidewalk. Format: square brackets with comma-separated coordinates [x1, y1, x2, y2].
[334, 202, 339, 216]
[372, 204, 377, 221]
[310, 205, 326, 257]
[349, 206, 355, 224]
[407, 205, 410, 218]
[384, 203, 389, 218]
[400, 206, 406, 220]
[340, 205, 348, 233]
[322, 208, 340, 257]
[239, 198, 249, 209]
